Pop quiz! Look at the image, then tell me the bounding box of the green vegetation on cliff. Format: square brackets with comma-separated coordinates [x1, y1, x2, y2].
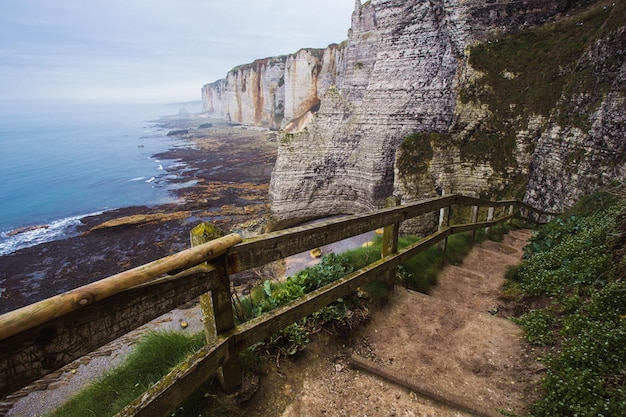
[506, 185, 626, 416]
[457, 0, 623, 182]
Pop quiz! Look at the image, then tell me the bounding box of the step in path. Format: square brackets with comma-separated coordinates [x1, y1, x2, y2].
[262, 229, 544, 417]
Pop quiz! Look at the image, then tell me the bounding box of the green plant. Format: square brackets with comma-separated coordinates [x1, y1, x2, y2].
[513, 309, 555, 346]
[48, 331, 205, 417]
[504, 187, 626, 416]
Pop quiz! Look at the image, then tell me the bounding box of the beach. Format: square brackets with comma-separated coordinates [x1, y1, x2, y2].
[0, 116, 278, 315]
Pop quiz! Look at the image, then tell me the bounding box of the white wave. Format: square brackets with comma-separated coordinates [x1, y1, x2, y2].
[145, 177, 156, 183]
[129, 177, 147, 182]
[158, 164, 164, 170]
[0, 211, 104, 256]
[167, 179, 198, 190]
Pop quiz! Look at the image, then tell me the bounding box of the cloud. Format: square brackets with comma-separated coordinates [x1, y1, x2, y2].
[0, 0, 357, 103]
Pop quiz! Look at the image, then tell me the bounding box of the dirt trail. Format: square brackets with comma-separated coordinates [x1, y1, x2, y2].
[3, 230, 542, 417]
[243, 229, 544, 417]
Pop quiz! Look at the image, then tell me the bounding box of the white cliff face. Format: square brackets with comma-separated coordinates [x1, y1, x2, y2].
[202, 48, 344, 130]
[202, 0, 624, 229]
[524, 37, 626, 212]
[269, 0, 468, 228]
[202, 57, 287, 129]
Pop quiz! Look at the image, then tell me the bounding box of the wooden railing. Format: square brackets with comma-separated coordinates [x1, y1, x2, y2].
[0, 195, 555, 416]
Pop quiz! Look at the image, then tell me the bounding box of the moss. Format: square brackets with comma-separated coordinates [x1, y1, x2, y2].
[397, 132, 439, 178]
[465, 1, 623, 125]
[455, 0, 623, 187]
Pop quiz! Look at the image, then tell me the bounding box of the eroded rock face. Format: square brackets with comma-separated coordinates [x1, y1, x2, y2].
[270, 0, 624, 228]
[524, 25, 626, 212]
[269, 0, 465, 228]
[203, 0, 623, 229]
[202, 48, 344, 130]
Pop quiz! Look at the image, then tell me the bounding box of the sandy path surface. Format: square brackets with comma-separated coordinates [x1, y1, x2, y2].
[241, 229, 544, 417]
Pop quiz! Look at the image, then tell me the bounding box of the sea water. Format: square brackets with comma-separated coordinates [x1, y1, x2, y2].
[0, 100, 199, 255]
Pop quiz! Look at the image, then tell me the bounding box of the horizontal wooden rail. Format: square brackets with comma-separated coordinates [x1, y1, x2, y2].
[226, 195, 456, 274]
[454, 195, 517, 208]
[0, 194, 555, 404]
[118, 229, 452, 416]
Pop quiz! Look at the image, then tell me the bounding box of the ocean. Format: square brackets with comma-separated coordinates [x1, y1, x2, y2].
[0, 100, 201, 255]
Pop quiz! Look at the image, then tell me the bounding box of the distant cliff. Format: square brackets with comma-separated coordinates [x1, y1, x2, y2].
[202, 0, 625, 231]
[201, 48, 344, 130]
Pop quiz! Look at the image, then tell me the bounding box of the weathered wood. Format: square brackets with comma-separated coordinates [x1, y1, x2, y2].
[190, 223, 226, 340]
[438, 198, 451, 252]
[0, 194, 554, 403]
[382, 196, 401, 288]
[190, 223, 241, 392]
[486, 206, 495, 233]
[0, 265, 218, 398]
[233, 228, 451, 350]
[470, 205, 479, 241]
[0, 233, 242, 341]
[349, 354, 500, 417]
[117, 336, 232, 417]
[450, 216, 513, 235]
[227, 195, 456, 274]
[455, 195, 516, 209]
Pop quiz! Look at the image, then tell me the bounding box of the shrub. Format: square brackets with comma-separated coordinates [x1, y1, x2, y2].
[504, 188, 626, 416]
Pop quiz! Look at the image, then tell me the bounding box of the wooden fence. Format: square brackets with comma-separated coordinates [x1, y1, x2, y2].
[0, 195, 554, 416]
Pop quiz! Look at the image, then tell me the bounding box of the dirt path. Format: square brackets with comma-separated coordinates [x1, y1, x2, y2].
[242, 229, 544, 417]
[3, 230, 542, 417]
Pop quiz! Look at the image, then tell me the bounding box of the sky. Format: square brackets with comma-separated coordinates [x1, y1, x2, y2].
[0, 0, 357, 104]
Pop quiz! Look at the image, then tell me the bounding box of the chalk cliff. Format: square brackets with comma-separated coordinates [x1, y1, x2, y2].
[202, 0, 625, 230]
[201, 48, 344, 130]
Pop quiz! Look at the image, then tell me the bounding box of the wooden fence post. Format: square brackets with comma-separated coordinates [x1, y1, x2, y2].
[485, 206, 495, 234]
[508, 204, 515, 223]
[470, 205, 479, 241]
[382, 196, 401, 288]
[438, 194, 451, 253]
[190, 222, 241, 392]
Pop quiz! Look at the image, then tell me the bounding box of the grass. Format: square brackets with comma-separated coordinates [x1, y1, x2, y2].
[48, 222, 519, 416]
[47, 331, 206, 417]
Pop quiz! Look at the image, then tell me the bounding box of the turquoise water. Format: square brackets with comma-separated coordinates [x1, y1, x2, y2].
[0, 100, 198, 255]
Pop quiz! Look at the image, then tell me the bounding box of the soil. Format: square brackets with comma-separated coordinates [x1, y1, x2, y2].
[237, 229, 545, 417]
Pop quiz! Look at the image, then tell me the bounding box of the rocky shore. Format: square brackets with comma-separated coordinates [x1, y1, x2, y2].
[0, 116, 278, 315]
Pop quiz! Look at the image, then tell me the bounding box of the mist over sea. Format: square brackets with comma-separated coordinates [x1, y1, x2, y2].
[0, 100, 201, 255]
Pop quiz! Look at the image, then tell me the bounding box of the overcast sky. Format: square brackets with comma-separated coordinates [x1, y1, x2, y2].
[0, 0, 356, 104]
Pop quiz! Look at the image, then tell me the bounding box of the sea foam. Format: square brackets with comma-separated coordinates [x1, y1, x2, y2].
[0, 212, 103, 256]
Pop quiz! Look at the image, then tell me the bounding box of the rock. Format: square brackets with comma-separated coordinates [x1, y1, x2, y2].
[166, 129, 189, 136]
[5, 225, 49, 236]
[201, 0, 624, 226]
[88, 212, 190, 232]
